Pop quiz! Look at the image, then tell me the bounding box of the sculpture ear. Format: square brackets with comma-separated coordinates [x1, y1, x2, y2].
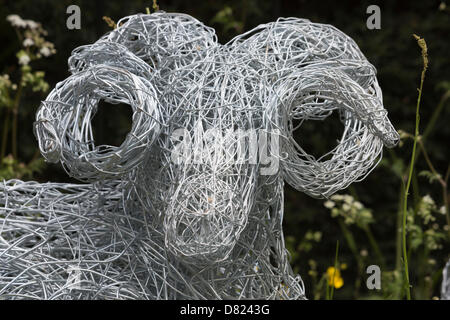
[105, 12, 217, 67]
[68, 41, 153, 79]
[236, 18, 399, 198]
[266, 65, 399, 199]
[34, 65, 162, 182]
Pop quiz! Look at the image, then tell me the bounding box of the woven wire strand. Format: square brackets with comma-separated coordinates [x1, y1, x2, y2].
[34, 64, 162, 181]
[442, 259, 450, 300]
[0, 11, 398, 299]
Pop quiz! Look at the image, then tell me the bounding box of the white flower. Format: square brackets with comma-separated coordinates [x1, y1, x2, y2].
[324, 200, 335, 209]
[330, 194, 344, 201]
[354, 201, 363, 210]
[24, 19, 39, 29]
[343, 194, 354, 204]
[422, 194, 434, 205]
[18, 54, 30, 65]
[23, 38, 34, 47]
[40, 47, 51, 57]
[6, 14, 20, 21]
[342, 203, 351, 212]
[6, 14, 27, 28]
[0, 74, 12, 88]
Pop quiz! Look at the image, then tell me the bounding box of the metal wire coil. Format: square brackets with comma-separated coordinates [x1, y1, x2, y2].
[0, 11, 399, 300]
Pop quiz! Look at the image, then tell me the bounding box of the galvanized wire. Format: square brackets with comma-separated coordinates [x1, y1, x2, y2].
[34, 64, 162, 181]
[442, 259, 450, 300]
[0, 11, 398, 300]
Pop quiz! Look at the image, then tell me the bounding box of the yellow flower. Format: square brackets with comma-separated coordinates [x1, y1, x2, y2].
[326, 267, 344, 289]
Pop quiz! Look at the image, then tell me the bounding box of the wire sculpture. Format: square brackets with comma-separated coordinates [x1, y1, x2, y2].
[442, 259, 450, 300]
[0, 11, 399, 300]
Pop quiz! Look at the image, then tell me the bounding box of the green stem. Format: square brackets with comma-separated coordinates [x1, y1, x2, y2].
[402, 35, 428, 300]
[363, 225, 386, 270]
[345, 188, 387, 270]
[414, 91, 450, 161]
[417, 140, 450, 239]
[329, 240, 340, 300]
[338, 218, 363, 298]
[412, 170, 420, 210]
[395, 185, 404, 272]
[443, 165, 450, 239]
[11, 81, 23, 159]
[1, 111, 11, 160]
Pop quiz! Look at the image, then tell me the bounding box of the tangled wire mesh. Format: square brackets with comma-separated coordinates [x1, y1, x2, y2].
[442, 259, 450, 300]
[0, 11, 398, 299]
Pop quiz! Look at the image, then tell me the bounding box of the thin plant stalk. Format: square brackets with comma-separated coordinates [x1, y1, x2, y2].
[363, 225, 386, 270]
[402, 34, 428, 300]
[11, 78, 23, 159]
[338, 218, 363, 298]
[329, 240, 339, 300]
[1, 111, 11, 160]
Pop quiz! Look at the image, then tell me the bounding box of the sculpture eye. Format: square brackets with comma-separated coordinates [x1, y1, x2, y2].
[289, 98, 345, 161]
[34, 65, 162, 182]
[92, 100, 133, 148]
